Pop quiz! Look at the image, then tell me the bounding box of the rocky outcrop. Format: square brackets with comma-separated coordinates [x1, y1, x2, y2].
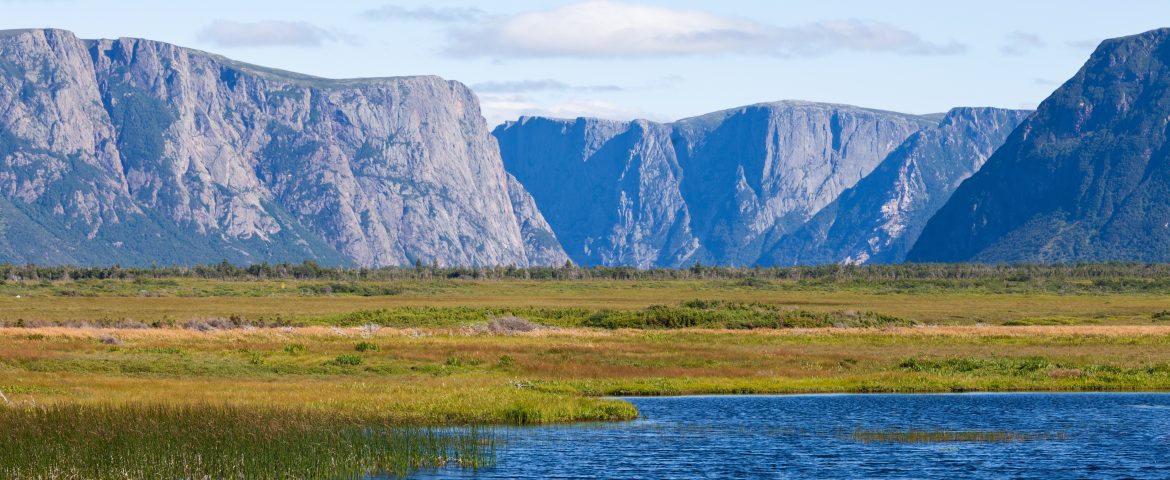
[495, 117, 697, 268]
[505, 173, 570, 267]
[908, 29, 1170, 263]
[0, 28, 566, 267]
[671, 102, 936, 265]
[766, 107, 1030, 265]
[496, 102, 933, 267]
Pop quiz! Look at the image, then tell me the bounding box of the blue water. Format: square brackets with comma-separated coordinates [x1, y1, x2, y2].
[411, 393, 1170, 479]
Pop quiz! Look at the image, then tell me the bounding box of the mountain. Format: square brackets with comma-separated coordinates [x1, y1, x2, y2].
[765, 107, 1030, 265]
[908, 29, 1170, 263]
[494, 117, 694, 268]
[495, 102, 934, 267]
[0, 28, 567, 267]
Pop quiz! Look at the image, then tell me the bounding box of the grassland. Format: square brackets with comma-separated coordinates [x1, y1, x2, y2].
[3, 272, 1170, 477]
[2, 276, 1170, 326]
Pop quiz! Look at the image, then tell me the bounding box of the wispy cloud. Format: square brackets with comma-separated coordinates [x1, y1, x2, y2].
[1067, 39, 1102, 50]
[363, 5, 483, 23]
[1000, 31, 1045, 56]
[478, 94, 665, 127]
[443, 1, 966, 59]
[472, 79, 623, 93]
[197, 20, 334, 48]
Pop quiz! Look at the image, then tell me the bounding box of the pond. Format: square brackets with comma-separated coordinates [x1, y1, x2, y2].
[409, 393, 1170, 479]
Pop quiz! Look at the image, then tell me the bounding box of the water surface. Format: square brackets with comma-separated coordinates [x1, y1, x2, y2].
[409, 393, 1170, 479]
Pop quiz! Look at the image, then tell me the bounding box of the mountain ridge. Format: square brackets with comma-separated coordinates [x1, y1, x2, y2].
[907, 28, 1170, 263]
[495, 101, 946, 267]
[0, 28, 568, 267]
[765, 107, 1031, 265]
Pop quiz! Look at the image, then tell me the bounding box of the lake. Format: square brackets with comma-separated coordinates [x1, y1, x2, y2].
[409, 393, 1170, 479]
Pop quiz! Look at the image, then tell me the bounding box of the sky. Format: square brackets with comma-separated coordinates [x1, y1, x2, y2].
[2, 0, 1168, 126]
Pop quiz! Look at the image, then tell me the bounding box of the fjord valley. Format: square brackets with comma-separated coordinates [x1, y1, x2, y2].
[2, 13, 1170, 480]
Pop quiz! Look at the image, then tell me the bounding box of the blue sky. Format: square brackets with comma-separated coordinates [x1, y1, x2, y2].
[3, 0, 1168, 126]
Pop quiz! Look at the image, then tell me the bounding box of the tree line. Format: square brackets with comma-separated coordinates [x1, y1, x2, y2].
[3, 260, 1170, 282]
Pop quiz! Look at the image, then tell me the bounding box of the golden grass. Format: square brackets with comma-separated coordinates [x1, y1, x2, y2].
[1, 279, 1168, 325]
[3, 323, 1170, 424]
[2, 278, 1168, 426]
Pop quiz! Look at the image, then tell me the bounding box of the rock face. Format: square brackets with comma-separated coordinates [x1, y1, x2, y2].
[0, 28, 567, 267]
[495, 117, 696, 268]
[496, 102, 935, 267]
[908, 29, 1170, 263]
[766, 107, 1030, 265]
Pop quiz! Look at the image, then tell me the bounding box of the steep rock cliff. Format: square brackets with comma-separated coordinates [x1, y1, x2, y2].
[0, 28, 566, 266]
[496, 102, 933, 267]
[767, 107, 1030, 265]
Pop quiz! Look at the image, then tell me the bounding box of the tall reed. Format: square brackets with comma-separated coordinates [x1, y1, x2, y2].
[0, 403, 495, 479]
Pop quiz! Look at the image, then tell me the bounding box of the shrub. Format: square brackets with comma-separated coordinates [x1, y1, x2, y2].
[496, 355, 516, 369]
[354, 341, 379, 352]
[329, 354, 363, 366]
[444, 356, 481, 368]
[580, 300, 910, 330]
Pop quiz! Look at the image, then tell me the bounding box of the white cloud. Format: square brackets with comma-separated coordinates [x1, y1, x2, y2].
[1000, 31, 1045, 56]
[478, 94, 663, 127]
[472, 79, 623, 93]
[363, 5, 483, 23]
[197, 20, 333, 48]
[444, 1, 965, 59]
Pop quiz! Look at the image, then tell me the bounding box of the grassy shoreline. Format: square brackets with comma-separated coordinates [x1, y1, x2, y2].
[3, 277, 1169, 476]
[5, 325, 1170, 424]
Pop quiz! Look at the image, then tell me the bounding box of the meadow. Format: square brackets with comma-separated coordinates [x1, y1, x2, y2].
[3, 265, 1170, 477]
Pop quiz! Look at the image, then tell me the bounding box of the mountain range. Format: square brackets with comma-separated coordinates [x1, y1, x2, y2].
[497, 104, 1028, 267]
[0, 27, 1167, 266]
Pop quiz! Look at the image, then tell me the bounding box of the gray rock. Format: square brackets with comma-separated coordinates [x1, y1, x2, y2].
[0, 28, 566, 267]
[495, 117, 696, 268]
[671, 102, 936, 265]
[496, 101, 934, 267]
[766, 107, 1031, 265]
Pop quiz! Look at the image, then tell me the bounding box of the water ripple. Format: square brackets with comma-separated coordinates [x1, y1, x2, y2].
[407, 392, 1170, 479]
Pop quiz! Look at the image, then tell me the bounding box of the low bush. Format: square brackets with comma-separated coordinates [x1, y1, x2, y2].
[581, 300, 910, 330]
[355, 341, 379, 352]
[329, 354, 363, 366]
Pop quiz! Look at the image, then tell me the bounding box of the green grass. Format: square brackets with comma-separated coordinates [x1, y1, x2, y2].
[0, 403, 495, 479]
[1, 271, 1169, 477]
[580, 300, 911, 329]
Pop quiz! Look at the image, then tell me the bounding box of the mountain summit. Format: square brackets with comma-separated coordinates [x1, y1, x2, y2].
[909, 29, 1170, 263]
